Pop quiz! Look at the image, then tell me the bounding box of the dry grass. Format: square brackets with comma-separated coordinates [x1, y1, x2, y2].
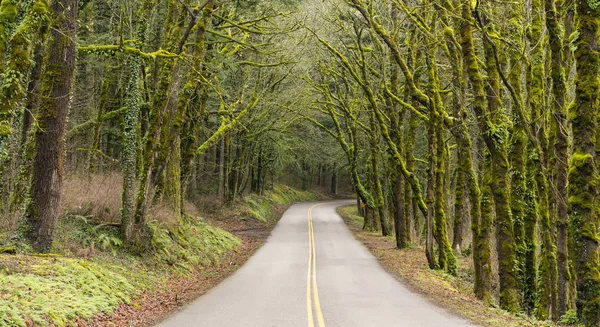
[337, 205, 561, 327]
[61, 173, 124, 223]
[1, 173, 125, 232]
[0, 211, 19, 233]
[61, 173, 200, 225]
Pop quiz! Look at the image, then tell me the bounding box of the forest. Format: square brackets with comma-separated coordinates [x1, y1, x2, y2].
[0, 0, 599, 325]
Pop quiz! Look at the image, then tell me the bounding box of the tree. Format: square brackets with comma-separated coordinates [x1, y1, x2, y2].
[569, 0, 600, 325]
[25, 0, 78, 252]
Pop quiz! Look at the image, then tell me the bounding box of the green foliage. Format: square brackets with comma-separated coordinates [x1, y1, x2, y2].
[149, 217, 241, 270]
[462, 243, 472, 257]
[559, 309, 579, 325]
[243, 184, 318, 222]
[53, 215, 123, 256]
[588, 0, 600, 10]
[0, 257, 154, 326]
[0, 210, 243, 326]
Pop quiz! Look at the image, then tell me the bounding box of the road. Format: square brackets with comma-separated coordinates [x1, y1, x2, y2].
[156, 201, 477, 327]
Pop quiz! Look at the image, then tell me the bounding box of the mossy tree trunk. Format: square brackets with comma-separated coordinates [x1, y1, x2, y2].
[478, 151, 494, 304]
[0, 0, 20, 156]
[0, 0, 48, 156]
[25, 0, 78, 252]
[121, 53, 142, 244]
[426, 112, 438, 270]
[121, 0, 153, 243]
[569, 1, 600, 325]
[426, 36, 456, 274]
[546, 0, 570, 317]
[460, 1, 518, 311]
[504, 0, 529, 311]
[523, 0, 559, 318]
[133, 0, 184, 231]
[10, 22, 48, 212]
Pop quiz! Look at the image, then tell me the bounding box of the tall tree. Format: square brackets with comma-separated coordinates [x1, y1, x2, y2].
[25, 0, 78, 252]
[569, 0, 600, 325]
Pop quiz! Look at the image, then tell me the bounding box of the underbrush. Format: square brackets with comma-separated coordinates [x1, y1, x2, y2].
[149, 217, 240, 269]
[61, 173, 124, 223]
[242, 184, 319, 223]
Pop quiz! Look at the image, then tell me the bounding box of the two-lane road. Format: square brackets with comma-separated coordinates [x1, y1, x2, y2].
[157, 201, 477, 327]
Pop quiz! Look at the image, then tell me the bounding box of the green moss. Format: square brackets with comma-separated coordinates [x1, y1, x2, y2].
[0, 257, 151, 326]
[149, 218, 240, 269]
[31, 0, 48, 15]
[443, 26, 454, 37]
[243, 184, 318, 223]
[0, 120, 10, 135]
[0, 204, 243, 326]
[569, 2, 600, 324]
[570, 152, 593, 168]
[0, 0, 18, 22]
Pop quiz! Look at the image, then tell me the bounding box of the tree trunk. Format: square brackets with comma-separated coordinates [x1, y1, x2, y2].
[570, 1, 600, 325]
[330, 162, 337, 195]
[25, 0, 78, 252]
[479, 152, 494, 304]
[121, 54, 142, 244]
[452, 164, 464, 255]
[0, 0, 37, 155]
[395, 173, 407, 248]
[426, 112, 437, 270]
[406, 110, 418, 240]
[460, 2, 518, 311]
[546, 0, 569, 317]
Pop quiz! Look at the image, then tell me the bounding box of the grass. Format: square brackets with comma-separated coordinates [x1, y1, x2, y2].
[336, 205, 571, 327]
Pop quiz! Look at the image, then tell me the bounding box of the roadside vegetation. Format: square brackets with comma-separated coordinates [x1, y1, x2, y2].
[0, 180, 321, 326]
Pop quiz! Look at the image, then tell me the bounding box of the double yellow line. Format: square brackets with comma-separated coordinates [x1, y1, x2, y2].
[307, 203, 326, 327]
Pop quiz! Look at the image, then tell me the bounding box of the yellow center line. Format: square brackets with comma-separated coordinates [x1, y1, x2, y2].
[307, 203, 328, 327]
[307, 208, 314, 327]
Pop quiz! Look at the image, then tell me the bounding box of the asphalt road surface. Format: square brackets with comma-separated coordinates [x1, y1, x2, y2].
[156, 201, 478, 327]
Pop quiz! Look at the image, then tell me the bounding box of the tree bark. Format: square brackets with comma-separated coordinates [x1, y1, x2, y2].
[460, 2, 518, 311]
[570, 1, 600, 325]
[546, 0, 569, 317]
[330, 162, 338, 195]
[25, 0, 78, 252]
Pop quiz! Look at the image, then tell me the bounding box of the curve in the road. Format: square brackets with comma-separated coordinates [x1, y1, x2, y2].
[156, 201, 478, 327]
